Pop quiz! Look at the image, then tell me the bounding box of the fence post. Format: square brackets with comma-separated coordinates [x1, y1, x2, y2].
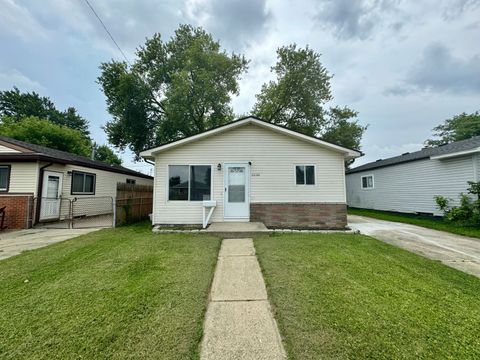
[112, 197, 116, 228]
[69, 199, 73, 229]
[139, 197, 143, 221]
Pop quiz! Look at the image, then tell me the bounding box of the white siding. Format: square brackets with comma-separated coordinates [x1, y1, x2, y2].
[0, 144, 21, 153]
[153, 124, 346, 225]
[42, 163, 153, 199]
[3, 162, 39, 194]
[346, 155, 477, 216]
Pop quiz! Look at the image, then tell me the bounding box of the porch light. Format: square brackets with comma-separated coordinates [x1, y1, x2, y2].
[217, 163, 222, 171]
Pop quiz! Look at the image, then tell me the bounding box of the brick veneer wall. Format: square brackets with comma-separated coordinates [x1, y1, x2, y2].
[0, 195, 34, 230]
[250, 203, 347, 229]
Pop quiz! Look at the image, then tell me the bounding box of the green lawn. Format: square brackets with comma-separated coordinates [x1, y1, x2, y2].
[256, 233, 480, 359]
[0, 223, 220, 359]
[349, 207, 480, 239]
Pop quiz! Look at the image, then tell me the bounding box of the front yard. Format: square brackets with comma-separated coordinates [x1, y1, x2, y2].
[255, 233, 480, 359]
[2, 224, 480, 359]
[0, 223, 220, 359]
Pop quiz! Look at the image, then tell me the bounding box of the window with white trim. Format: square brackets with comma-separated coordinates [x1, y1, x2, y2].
[361, 175, 374, 189]
[295, 165, 315, 185]
[71, 171, 96, 194]
[0, 165, 10, 192]
[168, 165, 211, 201]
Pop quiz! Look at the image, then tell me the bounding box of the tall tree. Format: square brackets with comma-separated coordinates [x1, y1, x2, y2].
[0, 116, 91, 156]
[425, 111, 480, 146]
[98, 25, 248, 158]
[93, 143, 122, 166]
[253, 44, 366, 150]
[0, 87, 90, 137]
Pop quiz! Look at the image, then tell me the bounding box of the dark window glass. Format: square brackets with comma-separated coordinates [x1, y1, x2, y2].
[72, 171, 96, 194]
[72, 172, 85, 193]
[296, 166, 305, 185]
[362, 176, 373, 188]
[305, 166, 315, 185]
[85, 174, 95, 193]
[126, 178, 136, 185]
[0, 166, 9, 191]
[169, 165, 189, 200]
[190, 165, 211, 201]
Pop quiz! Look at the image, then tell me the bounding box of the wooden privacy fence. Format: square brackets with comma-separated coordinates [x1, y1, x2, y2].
[116, 183, 154, 226]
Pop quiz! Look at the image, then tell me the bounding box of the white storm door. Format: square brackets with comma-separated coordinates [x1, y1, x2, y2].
[224, 163, 249, 220]
[40, 171, 63, 220]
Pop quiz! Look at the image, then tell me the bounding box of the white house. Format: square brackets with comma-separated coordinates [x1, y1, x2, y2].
[346, 136, 480, 216]
[140, 116, 361, 229]
[0, 136, 153, 229]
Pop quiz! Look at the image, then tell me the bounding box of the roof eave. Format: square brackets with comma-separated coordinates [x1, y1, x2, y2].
[140, 117, 362, 159]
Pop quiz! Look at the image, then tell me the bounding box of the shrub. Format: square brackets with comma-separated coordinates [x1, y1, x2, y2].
[434, 182, 480, 227]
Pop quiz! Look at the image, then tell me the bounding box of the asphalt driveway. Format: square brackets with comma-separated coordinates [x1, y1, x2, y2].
[348, 215, 480, 278]
[0, 228, 99, 260]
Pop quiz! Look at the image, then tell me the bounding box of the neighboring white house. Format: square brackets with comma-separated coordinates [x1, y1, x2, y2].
[0, 136, 153, 228]
[346, 136, 480, 216]
[140, 116, 361, 229]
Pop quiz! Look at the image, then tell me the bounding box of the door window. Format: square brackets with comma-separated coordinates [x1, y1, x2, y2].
[228, 167, 245, 203]
[46, 176, 59, 198]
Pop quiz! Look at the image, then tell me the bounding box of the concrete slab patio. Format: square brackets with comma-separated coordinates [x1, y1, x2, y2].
[201, 238, 286, 360]
[349, 214, 480, 278]
[0, 228, 100, 260]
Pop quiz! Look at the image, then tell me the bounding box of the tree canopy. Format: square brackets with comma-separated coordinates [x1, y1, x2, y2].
[0, 116, 92, 156]
[0, 88, 122, 165]
[98, 24, 248, 158]
[0, 87, 90, 137]
[93, 143, 122, 166]
[425, 111, 480, 146]
[253, 44, 366, 151]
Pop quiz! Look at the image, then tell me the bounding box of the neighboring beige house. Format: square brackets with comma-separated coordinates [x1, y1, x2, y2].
[0, 136, 153, 229]
[140, 116, 361, 229]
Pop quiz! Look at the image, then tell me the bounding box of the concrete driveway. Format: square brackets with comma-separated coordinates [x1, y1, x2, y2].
[0, 228, 100, 261]
[348, 215, 480, 278]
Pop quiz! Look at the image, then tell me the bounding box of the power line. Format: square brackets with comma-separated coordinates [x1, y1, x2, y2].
[82, 0, 131, 65]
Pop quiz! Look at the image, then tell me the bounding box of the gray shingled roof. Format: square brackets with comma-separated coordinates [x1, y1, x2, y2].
[347, 136, 480, 174]
[0, 136, 152, 179]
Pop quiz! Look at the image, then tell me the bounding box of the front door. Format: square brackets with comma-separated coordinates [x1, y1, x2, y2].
[224, 163, 249, 220]
[40, 171, 63, 221]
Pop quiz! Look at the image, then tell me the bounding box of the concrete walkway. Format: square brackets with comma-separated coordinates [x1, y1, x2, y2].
[349, 215, 480, 278]
[0, 228, 100, 260]
[201, 238, 286, 360]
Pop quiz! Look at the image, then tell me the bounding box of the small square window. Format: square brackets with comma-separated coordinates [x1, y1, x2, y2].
[361, 175, 374, 189]
[295, 165, 315, 185]
[126, 178, 136, 185]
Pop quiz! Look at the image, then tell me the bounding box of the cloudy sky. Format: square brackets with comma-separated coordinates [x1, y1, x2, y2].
[1, 0, 479, 174]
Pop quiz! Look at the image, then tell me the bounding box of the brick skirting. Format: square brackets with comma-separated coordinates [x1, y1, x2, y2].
[250, 202, 347, 229]
[0, 195, 34, 230]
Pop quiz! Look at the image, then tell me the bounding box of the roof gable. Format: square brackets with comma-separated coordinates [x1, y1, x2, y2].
[140, 116, 361, 159]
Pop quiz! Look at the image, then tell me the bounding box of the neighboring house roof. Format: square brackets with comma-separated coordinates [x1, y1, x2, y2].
[347, 136, 480, 174]
[140, 116, 362, 159]
[0, 136, 153, 179]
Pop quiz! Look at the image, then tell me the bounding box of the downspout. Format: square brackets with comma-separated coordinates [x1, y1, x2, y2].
[35, 162, 53, 225]
[473, 153, 479, 182]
